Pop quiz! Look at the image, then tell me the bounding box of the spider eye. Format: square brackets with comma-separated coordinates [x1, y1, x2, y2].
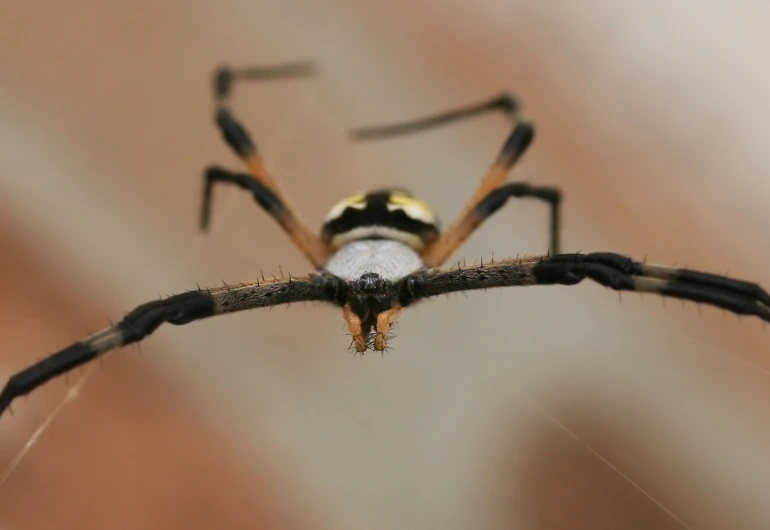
[321, 188, 440, 250]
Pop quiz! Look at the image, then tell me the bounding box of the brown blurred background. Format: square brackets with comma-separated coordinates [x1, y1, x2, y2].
[1, 1, 770, 529]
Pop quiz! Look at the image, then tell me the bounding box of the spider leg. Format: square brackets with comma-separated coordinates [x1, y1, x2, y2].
[374, 304, 401, 352]
[399, 252, 770, 323]
[420, 119, 534, 266]
[210, 62, 332, 268]
[349, 92, 520, 140]
[343, 303, 368, 353]
[200, 166, 288, 232]
[441, 181, 562, 256]
[0, 273, 345, 418]
[214, 61, 316, 109]
[348, 92, 540, 267]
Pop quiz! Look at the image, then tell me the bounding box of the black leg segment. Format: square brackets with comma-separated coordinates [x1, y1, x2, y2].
[534, 253, 770, 319]
[204, 61, 333, 268]
[214, 61, 316, 107]
[0, 273, 346, 418]
[473, 182, 562, 254]
[200, 166, 286, 231]
[350, 92, 520, 140]
[399, 252, 770, 323]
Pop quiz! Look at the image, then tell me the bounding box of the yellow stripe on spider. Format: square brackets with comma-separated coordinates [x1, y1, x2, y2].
[321, 189, 439, 250]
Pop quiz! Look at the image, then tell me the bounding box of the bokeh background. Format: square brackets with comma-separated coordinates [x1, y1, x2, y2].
[1, 1, 770, 529]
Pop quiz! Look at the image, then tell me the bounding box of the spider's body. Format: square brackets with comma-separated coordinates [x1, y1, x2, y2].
[321, 187, 441, 350]
[1, 61, 769, 417]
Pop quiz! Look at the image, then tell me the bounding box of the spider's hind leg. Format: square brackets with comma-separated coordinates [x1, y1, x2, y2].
[214, 61, 316, 109]
[206, 61, 332, 269]
[471, 182, 562, 255]
[200, 166, 286, 231]
[349, 92, 554, 265]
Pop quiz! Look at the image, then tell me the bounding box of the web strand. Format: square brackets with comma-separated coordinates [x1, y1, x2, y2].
[0, 368, 96, 487]
[514, 388, 693, 530]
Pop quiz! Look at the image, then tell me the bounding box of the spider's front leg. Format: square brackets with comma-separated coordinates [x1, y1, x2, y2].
[398, 253, 770, 324]
[0, 274, 346, 418]
[536, 252, 770, 320]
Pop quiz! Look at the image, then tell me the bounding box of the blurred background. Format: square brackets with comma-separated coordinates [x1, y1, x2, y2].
[1, 1, 770, 529]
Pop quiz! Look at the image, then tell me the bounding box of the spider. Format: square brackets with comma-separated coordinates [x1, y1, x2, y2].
[2, 61, 769, 418]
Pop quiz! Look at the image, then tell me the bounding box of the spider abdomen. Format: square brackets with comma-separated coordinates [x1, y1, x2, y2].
[321, 188, 439, 251]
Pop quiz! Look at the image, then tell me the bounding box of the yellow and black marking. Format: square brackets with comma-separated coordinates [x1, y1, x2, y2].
[321, 188, 440, 250]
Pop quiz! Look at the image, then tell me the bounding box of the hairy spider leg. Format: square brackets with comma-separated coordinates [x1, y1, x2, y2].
[204, 62, 332, 268]
[350, 93, 562, 264]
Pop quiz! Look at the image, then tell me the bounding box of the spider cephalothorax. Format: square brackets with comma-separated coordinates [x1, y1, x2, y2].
[321, 188, 440, 350]
[1, 61, 768, 417]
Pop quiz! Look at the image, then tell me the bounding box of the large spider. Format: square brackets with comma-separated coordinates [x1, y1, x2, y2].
[2, 61, 769, 418]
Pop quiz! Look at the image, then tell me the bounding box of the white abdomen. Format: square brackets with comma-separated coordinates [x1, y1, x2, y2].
[323, 240, 426, 281]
